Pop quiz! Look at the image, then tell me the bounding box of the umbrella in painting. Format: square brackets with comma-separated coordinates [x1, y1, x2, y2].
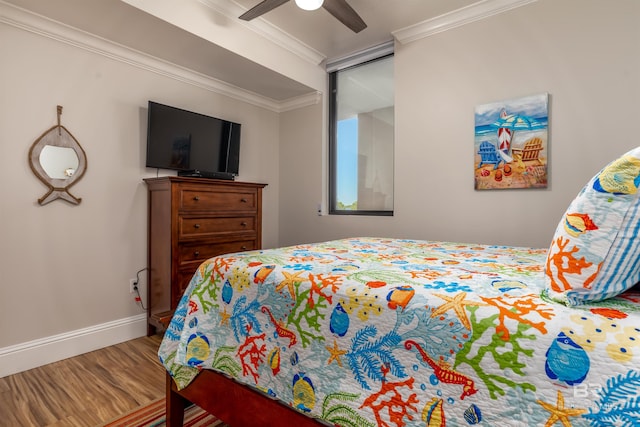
[491, 109, 544, 162]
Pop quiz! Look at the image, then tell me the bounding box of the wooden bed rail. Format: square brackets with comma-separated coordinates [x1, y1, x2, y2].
[166, 371, 326, 426]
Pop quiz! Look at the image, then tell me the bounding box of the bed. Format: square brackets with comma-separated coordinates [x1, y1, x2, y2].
[159, 237, 640, 426]
[158, 147, 640, 427]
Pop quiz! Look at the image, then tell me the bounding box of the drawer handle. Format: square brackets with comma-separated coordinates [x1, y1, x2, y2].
[193, 196, 200, 201]
[241, 246, 247, 250]
[241, 222, 247, 227]
[240, 198, 248, 203]
[194, 251, 200, 257]
[194, 224, 201, 229]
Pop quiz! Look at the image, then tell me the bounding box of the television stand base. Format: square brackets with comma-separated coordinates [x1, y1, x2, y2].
[178, 170, 235, 180]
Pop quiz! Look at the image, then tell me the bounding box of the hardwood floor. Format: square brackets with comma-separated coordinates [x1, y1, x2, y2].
[0, 335, 165, 427]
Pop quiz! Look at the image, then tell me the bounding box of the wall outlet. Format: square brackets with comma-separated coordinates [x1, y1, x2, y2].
[129, 279, 138, 293]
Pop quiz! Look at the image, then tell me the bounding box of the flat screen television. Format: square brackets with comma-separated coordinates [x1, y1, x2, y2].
[146, 101, 241, 180]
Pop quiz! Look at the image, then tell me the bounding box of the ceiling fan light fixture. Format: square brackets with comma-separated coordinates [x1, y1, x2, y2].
[294, 0, 324, 11]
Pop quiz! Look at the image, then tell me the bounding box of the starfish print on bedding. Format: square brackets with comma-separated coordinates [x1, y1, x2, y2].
[430, 292, 486, 330]
[326, 339, 347, 367]
[537, 390, 586, 427]
[276, 270, 306, 299]
[219, 307, 231, 326]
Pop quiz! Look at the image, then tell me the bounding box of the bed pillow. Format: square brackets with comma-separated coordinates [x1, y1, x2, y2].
[545, 146, 640, 305]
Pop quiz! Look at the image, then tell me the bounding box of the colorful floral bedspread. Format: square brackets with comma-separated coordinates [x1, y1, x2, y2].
[159, 237, 640, 427]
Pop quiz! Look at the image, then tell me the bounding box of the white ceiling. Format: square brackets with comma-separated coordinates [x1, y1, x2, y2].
[231, 0, 478, 60]
[2, 0, 493, 102]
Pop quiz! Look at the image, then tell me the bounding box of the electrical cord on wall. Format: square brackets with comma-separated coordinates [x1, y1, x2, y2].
[133, 267, 149, 310]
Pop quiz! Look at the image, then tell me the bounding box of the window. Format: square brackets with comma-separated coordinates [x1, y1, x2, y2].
[329, 54, 394, 215]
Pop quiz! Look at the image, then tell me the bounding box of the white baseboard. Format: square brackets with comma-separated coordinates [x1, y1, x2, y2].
[0, 314, 148, 378]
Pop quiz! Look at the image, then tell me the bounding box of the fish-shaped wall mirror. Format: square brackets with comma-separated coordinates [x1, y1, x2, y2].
[28, 105, 87, 205]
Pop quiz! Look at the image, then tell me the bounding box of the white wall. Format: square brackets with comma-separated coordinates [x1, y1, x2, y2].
[278, 0, 640, 249]
[0, 18, 280, 354]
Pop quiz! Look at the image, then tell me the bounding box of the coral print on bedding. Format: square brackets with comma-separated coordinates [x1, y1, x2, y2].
[159, 238, 640, 427]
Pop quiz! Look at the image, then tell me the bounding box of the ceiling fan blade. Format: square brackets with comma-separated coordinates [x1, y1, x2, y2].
[239, 0, 290, 21]
[322, 0, 367, 33]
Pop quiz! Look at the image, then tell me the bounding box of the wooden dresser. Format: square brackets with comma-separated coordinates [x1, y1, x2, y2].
[144, 176, 267, 335]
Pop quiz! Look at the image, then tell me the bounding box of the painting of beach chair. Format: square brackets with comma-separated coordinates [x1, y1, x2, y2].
[477, 140, 503, 169]
[512, 137, 544, 163]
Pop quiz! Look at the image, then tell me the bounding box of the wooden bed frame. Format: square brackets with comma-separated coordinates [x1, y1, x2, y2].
[166, 371, 325, 426]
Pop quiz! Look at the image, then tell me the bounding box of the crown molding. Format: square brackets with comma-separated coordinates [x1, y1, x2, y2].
[326, 40, 394, 73]
[0, 0, 314, 112]
[200, 0, 326, 66]
[278, 90, 322, 112]
[393, 0, 538, 44]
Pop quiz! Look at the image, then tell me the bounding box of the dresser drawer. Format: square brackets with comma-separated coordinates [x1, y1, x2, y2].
[178, 239, 257, 265]
[179, 216, 256, 239]
[179, 186, 257, 212]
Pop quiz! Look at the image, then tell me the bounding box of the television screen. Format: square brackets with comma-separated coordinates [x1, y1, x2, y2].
[146, 101, 240, 179]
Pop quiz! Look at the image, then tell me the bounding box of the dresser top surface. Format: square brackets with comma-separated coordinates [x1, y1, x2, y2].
[144, 176, 267, 188]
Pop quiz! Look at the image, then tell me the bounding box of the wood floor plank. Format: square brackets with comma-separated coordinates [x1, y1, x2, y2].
[0, 335, 165, 427]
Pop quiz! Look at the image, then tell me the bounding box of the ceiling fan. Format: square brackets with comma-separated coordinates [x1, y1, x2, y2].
[239, 0, 367, 33]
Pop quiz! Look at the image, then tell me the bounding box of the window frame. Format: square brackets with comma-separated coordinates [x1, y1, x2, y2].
[328, 54, 394, 216]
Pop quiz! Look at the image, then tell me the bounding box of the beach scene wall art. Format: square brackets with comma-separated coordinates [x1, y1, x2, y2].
[474, 93, 549, 190]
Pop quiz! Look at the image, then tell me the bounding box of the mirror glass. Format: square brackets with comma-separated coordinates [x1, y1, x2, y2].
[40, 145, 80, 179]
